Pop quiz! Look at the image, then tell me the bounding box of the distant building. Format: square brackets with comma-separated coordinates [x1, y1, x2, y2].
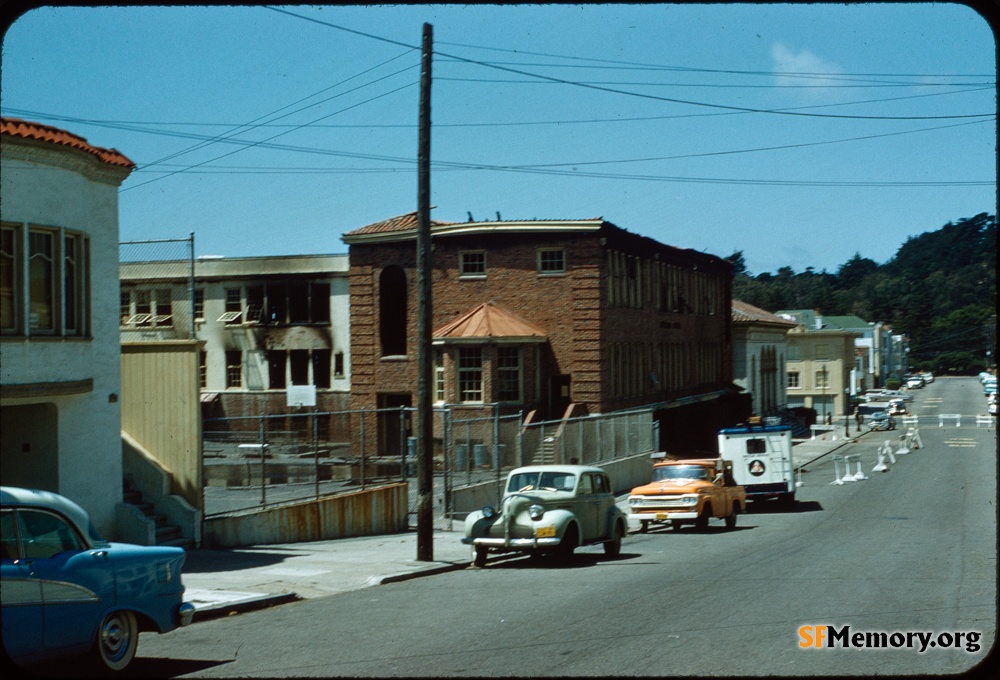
[731, 300, 796, 417]
[342, 211, 739, 456]
[1, 117, 134, 535]
[781, 322, 860, 421]
[119, 254, 352, 417]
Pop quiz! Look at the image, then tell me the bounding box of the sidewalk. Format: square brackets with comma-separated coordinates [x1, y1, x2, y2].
[180, 426, 872, 621]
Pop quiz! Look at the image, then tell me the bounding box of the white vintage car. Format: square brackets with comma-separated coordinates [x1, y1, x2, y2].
[462, 465, 627, 567]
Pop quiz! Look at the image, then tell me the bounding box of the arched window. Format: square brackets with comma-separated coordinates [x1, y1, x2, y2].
[379, 266, 407, 356]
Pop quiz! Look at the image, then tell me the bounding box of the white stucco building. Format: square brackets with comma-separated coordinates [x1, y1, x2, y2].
[1, 117, 134, 535]
[119, 254, 352, 418]
[731, 300, 796, 417]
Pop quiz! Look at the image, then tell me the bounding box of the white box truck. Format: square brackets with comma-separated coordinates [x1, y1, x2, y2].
[718, 424, 795, 506]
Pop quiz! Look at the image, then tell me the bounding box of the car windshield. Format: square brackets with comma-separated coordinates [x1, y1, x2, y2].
[651, 465, 710, 481]
[507, 471, 576, 493]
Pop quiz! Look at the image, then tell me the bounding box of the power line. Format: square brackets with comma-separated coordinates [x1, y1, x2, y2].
[121, 80, 417, 192]
[263, 6, 995, 121]
[435, 39, 997, 80]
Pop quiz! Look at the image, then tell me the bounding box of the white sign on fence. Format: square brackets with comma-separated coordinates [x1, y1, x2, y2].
[287, 385, 317, 407]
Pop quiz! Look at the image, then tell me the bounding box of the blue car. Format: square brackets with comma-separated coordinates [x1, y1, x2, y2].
[1, 486, 194, 672]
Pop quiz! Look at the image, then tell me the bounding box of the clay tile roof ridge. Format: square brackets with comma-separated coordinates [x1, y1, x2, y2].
[1, 116, 135, 169]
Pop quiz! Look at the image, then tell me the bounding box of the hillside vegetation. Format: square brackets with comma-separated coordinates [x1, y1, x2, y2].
[728, 212, 996, 373]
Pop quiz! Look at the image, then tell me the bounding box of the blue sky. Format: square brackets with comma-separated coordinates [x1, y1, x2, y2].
[1, 3, 995, 276]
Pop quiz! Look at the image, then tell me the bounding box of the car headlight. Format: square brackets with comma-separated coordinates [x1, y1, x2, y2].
[682, 496, 698, 505]
[482, 505, 496, 519]
[628, 497, 641, 506]
[528, 504, 545, 520]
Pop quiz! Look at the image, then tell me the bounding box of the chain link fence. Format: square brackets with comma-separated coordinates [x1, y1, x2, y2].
[119, 235, 195, 339]
[202, 406, 657, 530]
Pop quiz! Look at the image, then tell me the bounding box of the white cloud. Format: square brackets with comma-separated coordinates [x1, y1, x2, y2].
[771, 42, 847, 103]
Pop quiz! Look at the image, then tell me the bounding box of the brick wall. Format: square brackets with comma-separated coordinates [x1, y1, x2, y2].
[347, 223, 732, 456]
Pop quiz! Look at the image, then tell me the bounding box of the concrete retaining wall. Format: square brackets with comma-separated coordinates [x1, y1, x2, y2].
[202, 482, 408, 548]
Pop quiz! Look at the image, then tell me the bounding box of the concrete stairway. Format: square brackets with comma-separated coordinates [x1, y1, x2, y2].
[122, 479, 194, 550]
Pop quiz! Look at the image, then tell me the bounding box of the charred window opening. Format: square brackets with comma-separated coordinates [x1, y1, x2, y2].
[288, 282, 309, 323]
[268, 350, 287, 389]
[313, 349, 331, 388]
[379, 266, 407, 356]
[290, 349, 310, 385]
[311, 282, 330, 322]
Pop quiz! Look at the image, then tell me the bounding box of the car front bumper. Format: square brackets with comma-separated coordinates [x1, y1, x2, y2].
[461, 536, 562, 549]
[178, 602, 195, 627]
[630, 510, 698, 521]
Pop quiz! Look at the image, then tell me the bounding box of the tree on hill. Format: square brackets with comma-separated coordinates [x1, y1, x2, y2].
[731, 213, 996, 371]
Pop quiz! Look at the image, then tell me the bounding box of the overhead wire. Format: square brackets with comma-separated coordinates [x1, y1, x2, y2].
[262, 5, 995, 121]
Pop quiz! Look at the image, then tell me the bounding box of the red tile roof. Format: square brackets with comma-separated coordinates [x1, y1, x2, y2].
[343, 211, 607, 241]
[434, 302, 547, 341]
[732, 299, 798, 327]
[1, 117, 135, 169]
[346, 210, 458, 236]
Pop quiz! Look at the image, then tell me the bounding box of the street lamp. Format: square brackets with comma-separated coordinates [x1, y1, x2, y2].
[845, 388, 851, 437]
[821, 363, 828, 425]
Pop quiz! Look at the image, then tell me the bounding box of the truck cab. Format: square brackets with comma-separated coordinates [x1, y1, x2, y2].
[627, 458, 746, 532]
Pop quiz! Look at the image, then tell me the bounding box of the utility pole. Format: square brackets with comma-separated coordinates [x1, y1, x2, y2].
[415, 22, 434, 561]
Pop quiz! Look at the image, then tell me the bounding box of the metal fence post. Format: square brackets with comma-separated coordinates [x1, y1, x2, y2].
[400, 405, 407, 481]
[313, 408, 320, 500]
[518, 410, 524, 468]
[259, 413, 267, 508]
[360, 410, 367, 490]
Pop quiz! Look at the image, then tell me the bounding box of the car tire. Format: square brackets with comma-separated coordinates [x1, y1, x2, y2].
[604, 521, 624, 556]
[725, 503, 738, 530]
[695, 504, 711, 532]
[94, 610, 138, 672]
[557, 523, 578, 560]
[671, 519, 683, 530]
[473, 545, 488, 568]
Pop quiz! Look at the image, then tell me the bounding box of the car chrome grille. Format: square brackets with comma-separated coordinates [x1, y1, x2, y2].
[633, 496, 688, 507]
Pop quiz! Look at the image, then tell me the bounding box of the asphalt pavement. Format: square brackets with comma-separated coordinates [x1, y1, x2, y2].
[180, 422, 878, 621]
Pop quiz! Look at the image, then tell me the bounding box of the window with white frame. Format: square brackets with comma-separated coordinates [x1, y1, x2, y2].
[537, 248, 565, 275]
[2, 224, 19, 334]
[458, 347, 483, 402]
[434, 349, 445, 403]
[788, 371, 800, 388]
[0, 223, 90, 337]
[459, 251, 486, 277]
[815, 368, 830, 389]
[193, 288, 204, 320]
[496, 347, 522, 402]
[225, 350, 242, 388]
[120, 288, 173, 328]
[220, 288, 243, 324]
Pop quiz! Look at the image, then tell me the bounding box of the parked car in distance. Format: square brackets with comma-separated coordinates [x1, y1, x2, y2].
[869, 410, 896, 431]
[920, 372, 934, 383]
[462, 465, 627, 567]
[627, 458, 746, 532]
[1, 487, 194, 673]
[906, 377, 925, 389]
[887, 399, 909, 416]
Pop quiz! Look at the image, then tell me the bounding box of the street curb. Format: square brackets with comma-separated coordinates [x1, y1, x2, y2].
[190, 592, 301, 622]
[376, 560, 471, 585]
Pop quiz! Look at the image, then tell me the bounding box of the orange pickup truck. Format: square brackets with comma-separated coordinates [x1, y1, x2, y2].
[627, 458, 746, 532]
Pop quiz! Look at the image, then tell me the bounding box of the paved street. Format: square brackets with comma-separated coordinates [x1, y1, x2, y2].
[27, 378, 997, 677]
